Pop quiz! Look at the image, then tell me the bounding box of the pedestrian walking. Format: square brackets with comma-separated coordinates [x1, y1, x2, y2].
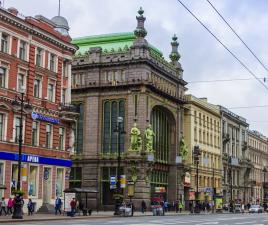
[55, 197, 62, 215]
[27, 199, 34, 216]
[141, 200, 146, 213]
[0, 197, 7, 216]
[70, 198, 76, 217]
[241, 203, 245, 213]
[179, 201, 183, 213]
[7, 198, 13, 215]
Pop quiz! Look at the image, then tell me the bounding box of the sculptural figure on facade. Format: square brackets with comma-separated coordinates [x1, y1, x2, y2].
[144, 124, 155, 152]
[129, 123, 142, 152]
[69, 125, 75, 154]
[179, 136, 188, 160]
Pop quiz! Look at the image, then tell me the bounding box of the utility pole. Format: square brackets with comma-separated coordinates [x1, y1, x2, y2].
[212, 162, 215, 213]
[193, 146, 201, 213]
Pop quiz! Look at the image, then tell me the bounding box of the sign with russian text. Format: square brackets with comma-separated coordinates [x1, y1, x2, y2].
[110, 176, 116, 189]
[32, 112, 60, 124]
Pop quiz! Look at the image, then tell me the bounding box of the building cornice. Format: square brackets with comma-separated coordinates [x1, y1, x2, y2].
[0, 8, 78, 53]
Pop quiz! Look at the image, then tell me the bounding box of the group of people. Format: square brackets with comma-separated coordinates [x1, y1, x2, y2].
[0, 197, 34, 216]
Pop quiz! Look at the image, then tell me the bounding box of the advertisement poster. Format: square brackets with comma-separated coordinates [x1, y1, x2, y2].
[215, 197, 223, 210]
[64, 192, 76, 212]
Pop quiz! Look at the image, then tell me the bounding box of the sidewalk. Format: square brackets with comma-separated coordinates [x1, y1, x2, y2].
[0, 210, 221, 223]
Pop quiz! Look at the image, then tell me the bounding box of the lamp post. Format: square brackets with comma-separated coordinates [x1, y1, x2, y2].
[263, 168, 267, 205]
[12, 92, 32, 219]
[193, 146, 201, 213]
[113, 116, 125, 215]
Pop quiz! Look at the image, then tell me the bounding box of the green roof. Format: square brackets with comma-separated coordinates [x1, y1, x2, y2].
[72, 32, 163, 57]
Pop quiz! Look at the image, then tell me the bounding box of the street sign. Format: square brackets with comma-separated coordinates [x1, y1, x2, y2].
[120, 175, 126, 188]
[110, 176, 116, 189]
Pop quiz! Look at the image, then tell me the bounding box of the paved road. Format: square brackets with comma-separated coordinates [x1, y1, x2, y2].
[3, 213, 268, 225]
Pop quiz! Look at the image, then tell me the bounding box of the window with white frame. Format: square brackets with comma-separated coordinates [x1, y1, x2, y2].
[59, 127, 65, 150]
[32, 121, 39, 146]
[17, 72, 26, 92]
[28, 166, 38, 197]
[36, 47, 43, 67]
[0, 113, 5, 141]
[0, 67, 6, 88]
[14, 117, 20, 143]
[62, 61, 68, 77]
[49, 53, 56, 71]
[47, 83, 55, 102]
[11, 164, 18, 194]
[0, 33, 9, 53]
[61, 89, 66, 104]
[33, 78, 41, 98]
[45, 124, 52, 148]
[0, 162, 4, 198]
[19, 40, 27, 61]
[56, 168, 64, 197]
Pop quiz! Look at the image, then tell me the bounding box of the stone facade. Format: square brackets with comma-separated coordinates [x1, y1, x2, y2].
[71, 9, 187, 210]
[220, 106, 250, 203]
[0, 6, 77, 211]
[183, 95, 222, 208]
[247, 130, 268, 204]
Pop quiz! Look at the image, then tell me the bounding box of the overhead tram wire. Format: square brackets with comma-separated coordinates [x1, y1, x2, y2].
[188, 77, 268, 84]
[176, 0, 268, 91]
[206, 0, 268, 73]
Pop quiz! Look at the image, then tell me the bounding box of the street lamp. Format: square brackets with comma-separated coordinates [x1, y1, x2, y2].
[263, 168, 267, 205]
[11, 91, 32, 219]
[193, 145, 201, 213]
[113, 116, 125, 215]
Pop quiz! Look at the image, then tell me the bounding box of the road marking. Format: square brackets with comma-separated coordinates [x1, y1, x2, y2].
[195, 222, 219, 225]
[235, 222, 256, 224]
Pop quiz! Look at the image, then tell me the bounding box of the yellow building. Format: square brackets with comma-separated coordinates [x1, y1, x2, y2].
[184, 95, 222, 204]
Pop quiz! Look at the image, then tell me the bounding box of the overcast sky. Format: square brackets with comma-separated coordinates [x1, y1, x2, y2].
[5, 0, 268, 135]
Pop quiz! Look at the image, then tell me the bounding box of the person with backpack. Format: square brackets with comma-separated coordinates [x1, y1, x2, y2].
[55, 197, 62, 215]
[27, 199, 34, 216]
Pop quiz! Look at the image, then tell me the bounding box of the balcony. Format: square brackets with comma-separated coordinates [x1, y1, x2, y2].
[59, 103, 80, 121]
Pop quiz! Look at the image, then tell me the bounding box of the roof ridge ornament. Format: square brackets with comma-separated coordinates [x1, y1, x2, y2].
[169, 34, 183, 76]
[134, 7, 147, 39]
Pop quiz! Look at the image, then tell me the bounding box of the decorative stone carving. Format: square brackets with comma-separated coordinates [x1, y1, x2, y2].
[144, 124, 155, 153]
[179, 136, 188, 160]
[129, 123, 142, 152]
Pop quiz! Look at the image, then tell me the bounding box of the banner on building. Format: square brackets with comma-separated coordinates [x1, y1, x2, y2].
[189, 192, 195, 200]
[184, 172, 191, 186]
[21, 164, 27, 182]
[120, 175, 126, 188]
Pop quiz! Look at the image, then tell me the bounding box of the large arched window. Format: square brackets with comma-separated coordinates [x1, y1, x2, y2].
[102, 99, 125, 154]
[151, 106, 174, 164]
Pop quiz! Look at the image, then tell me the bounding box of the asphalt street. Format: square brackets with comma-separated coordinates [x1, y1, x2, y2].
[4, 213, 268, 225]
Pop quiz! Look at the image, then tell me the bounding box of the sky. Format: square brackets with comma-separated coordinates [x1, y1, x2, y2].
[4, 0, 268, 135]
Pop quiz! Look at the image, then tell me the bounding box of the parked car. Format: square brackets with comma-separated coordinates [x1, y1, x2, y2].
[249, 205, 263, 213]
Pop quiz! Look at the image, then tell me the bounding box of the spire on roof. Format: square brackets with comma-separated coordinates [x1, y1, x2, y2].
[169, 34, 183, 75]
[58, 0, 61, 16]
[134, 7, 147, 39]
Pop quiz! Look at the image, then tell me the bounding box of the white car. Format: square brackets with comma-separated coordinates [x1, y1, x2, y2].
[249, 205, 263, 213]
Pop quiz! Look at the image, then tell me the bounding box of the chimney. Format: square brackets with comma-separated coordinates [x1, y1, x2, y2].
[7, 7, 18, 16]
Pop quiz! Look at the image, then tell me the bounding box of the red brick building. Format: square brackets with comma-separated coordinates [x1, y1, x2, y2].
[0, 6, 77, 210]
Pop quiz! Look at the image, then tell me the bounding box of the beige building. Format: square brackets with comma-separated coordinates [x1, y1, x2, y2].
[247, 130, 268, 204]
[184, 95, 222, 205]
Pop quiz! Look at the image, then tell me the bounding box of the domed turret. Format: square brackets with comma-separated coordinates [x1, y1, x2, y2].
[51, 15, 70, 36]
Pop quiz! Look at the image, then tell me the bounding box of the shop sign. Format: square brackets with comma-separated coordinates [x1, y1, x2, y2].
[189, 192, 195, 200]
[120, 175, 126, 188]
[127, 181, 135, 197]
[204, 187, 213, 193]
[32, 112, 60, 124]
[155, 187, 166, 193]
[184, 172, 191, 185]
[0, 151, 72, 167]
[110, 176, 116, 189]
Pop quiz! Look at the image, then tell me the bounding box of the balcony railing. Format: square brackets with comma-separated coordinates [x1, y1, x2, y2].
[60, 103, 80, 113]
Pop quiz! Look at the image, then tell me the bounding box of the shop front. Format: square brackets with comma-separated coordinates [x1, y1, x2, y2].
[0, 151, 72, 211]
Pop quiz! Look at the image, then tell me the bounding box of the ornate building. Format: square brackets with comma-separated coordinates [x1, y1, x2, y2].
[0, 6, 77, 211]
[184, 95, 222, 208]
[220, 106, 251, 203]
[247, 130, 268, 204]
[71, 8, 187, 209]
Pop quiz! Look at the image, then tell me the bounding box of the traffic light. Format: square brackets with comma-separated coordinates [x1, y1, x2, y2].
[193, 146, 201, 163]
